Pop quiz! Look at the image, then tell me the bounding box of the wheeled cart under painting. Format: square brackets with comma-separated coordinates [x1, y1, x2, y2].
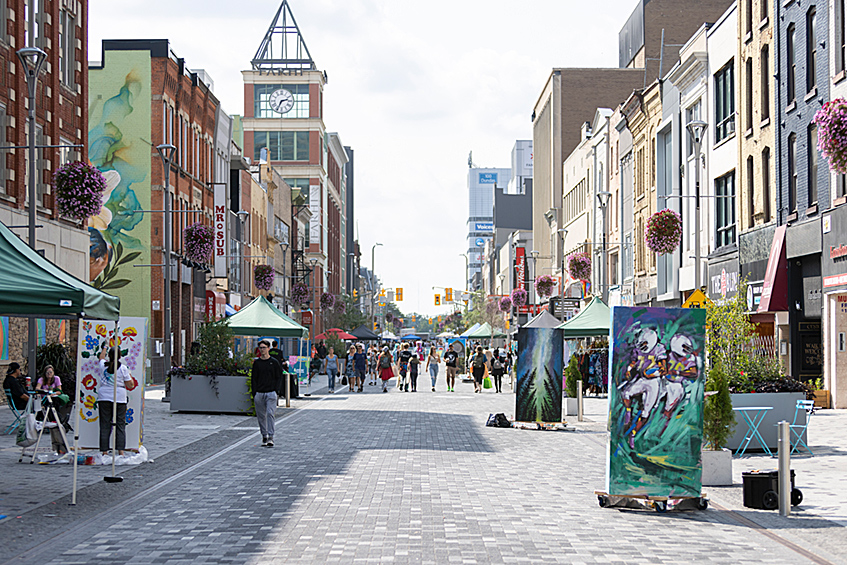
[594, 491, 709, 513]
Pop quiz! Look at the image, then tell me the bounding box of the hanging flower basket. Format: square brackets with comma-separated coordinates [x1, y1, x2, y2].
[53, 161, 108, 220]
[498, 296, 512, 312]
[183, 222, 214, 263]
[814, 97, 847, 174]
[320, 292, 335, 310]
[511, 288, 528, 307]
[385, 312, 394, 324]
[535, 275, 556, 298]
[290, 282, 309, 305]
[254, 264, 274, 291]
[334, 299, 347, 313]
[568, 252, 591, 281]
[645, 208, 683, 255]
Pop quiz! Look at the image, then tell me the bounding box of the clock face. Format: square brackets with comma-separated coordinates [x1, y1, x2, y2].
[269, 89, 295, 114]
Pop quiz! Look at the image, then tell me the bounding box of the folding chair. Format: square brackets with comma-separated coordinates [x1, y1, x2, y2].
[789, 399, 815, 456]
[4, 388, 24, 434]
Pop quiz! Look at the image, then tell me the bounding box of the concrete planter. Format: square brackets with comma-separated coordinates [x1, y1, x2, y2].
[701, 448, 733, 486]
[170, 374, 252, 414]
[726, 392, 806, 452]
[564, 397, 579, 416]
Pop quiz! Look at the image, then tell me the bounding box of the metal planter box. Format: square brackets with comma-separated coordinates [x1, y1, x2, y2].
[726, 392, 806, 452]
[170, 374, 252, 414]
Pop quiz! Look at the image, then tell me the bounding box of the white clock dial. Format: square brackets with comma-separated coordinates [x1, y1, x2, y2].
[269, 89, 295, 114]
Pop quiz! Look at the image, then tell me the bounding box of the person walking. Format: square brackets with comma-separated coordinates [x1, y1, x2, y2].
[251, 340, 283, 447]
[409, 353, 420, 392]
[443, 345, 459, 392]
[470, 346, 488, 393]
[491, 347, 506, 393]
[397, 343, 412, 392]
[97, 347, 134, 455]
[344, 344, 356, 392]
[425, 346, 440, 392]
[325, 347, 339, 393]
[353, 344, 367, 393]
[378, 347, 394, 392]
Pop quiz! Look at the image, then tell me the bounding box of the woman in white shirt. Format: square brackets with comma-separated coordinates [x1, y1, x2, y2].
[97, 347, 134, 455]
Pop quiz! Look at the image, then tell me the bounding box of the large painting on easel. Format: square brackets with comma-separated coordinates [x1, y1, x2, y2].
[515, 327, 563, 422]
[606, 307, 705, 497]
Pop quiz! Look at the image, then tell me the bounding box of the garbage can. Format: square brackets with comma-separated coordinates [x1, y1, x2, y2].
[742, 470, 802, 509]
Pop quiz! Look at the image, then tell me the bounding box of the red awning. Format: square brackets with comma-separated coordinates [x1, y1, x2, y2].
[758, 225, 788, 313]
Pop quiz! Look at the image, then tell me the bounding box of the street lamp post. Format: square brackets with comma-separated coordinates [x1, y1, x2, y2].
[460, 253, 469, 291]
[17, 46, 47, 383]
[371, 243, 382, 331]
[557, 228, 568, 297]
[597, 191, 612, 303]
[530, 250, 540, 306]
[156, 144, 176, 378]
[687, 120, 707, 291]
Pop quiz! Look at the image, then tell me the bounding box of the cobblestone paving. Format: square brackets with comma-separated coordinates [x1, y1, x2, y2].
[9, 376, 830, 564]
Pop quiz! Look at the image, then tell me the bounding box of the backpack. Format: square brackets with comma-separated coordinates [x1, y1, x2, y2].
[492, 356, 504, 370]
[486, 413, 512, 428]
[472, 354, 485, 369]
[379, 355, 391, 369]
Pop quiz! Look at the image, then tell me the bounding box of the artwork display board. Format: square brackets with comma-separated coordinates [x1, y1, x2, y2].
[515, 327, 563, 422]
[75, 317, 148, 449]
[606, 307, 705, 498]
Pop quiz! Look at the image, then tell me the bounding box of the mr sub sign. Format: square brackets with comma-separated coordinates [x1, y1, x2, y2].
[214, 184, 227, 277]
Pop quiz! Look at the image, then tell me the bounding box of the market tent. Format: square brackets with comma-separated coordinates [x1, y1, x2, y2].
[315, 328, 356, 340]
[556, 296, 610, 338]
[380, 331, 399, 340]
[436, 331, 457, 338]
[401, 334, 421, 340]
[226, 295, 308, 338]
[0, 221, 120, 320]
[524, 310, 562, 329]
[466, 322, 507, 339]
[350, 324, 380, 340]
[459, 323, 481, 337]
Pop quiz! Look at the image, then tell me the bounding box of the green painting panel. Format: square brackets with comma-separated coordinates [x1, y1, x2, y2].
[87, 50, 152, 319]
[606, 307, 706, 498]
[515, 328, 563, 422]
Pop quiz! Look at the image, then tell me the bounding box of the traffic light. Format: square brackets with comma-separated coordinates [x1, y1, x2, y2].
[396, 287, 403, 301]
[434, 294, 441, 306]
[437, 315, 442, 322]
[353, 289, 358, 298]
[445, 287, 453, 302]
[379, 289, 386, 297]
[411, 315, 416, 323]
[373, 321, 378, 330]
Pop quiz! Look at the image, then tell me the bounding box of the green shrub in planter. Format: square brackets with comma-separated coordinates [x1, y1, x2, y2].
[703, 362, 736, 451]
[564, 355, 580, 398]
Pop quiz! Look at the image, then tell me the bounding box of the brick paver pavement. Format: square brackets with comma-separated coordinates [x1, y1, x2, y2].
[4, 374, 840, 564]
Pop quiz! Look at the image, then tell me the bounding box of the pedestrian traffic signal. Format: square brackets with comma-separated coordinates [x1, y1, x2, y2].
[434, 294, 441, 306]
[396, 287, 403, 301]
[445, 288, 453, 302]
[379, 289, 386, 297]
[373, 321, 378, 330]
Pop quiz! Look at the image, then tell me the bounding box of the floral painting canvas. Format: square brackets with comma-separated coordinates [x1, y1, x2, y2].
[606, 307, 706, 498]
[515, 328, 563, 422]
[76, 317, 148, 450]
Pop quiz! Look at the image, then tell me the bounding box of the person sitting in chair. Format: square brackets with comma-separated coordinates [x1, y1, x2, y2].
[4, 362, 29, 410]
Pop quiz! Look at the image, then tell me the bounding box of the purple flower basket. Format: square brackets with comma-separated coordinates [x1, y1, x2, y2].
[254, 264, 275, 291]
[535, 275, 556, 298]
[499, 296, 512, 312]
[320, 292, 335, 310]
[568, 252, 591, 281]
[53, 161, 108, 220]
[290, 283, 310, 305]
[645, 208, 683, 255]
[183, 222, 214, 263]
[511, 288, 528, 307]
[815, 98, 847, 174]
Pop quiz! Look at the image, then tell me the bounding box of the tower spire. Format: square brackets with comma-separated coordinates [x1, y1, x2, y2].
[252, 0, 316, 70]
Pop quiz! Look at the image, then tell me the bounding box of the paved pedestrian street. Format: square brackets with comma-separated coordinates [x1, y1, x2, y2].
[3, 377, 846, 564]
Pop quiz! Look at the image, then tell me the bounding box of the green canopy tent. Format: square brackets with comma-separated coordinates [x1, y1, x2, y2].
[466, 322, 507, 339]
[556, 296, 611, 338]
[459, 323, 481, 338]
[226, 295, 308, 338]
[0, 221, 121, 506]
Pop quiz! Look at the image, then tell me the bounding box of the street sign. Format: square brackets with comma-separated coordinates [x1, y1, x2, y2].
[301, 310, 313, 325]
[445, 288, 453, 302]
[396, 288, 403, 301]
[682, 289, 710, 309]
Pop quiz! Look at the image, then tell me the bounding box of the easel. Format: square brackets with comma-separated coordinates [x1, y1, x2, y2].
[19, 393, 72, 463]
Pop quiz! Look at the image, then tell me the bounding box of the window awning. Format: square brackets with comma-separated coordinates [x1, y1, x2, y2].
[758, 225, 788, 313]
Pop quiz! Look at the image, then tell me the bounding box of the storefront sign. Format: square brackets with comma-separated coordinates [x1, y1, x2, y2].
[515, 247, 526, 291]
[746, 281, 764, 312]
[301, 310, 313, 325]
[213, 184, 227, 278]
[474, 221, 495, 232]
[831, 244, 847, 260]
[824, 273, 847, 288]
[708, 258, 739, 301]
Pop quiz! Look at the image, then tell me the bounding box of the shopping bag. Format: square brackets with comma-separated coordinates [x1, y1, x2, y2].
[341, 375, 348, 386]
[16, 414, 37, 447]
[483, 376, 493, 389]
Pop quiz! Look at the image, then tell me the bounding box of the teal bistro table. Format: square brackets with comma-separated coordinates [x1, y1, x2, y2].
[733, 406, 774, 457]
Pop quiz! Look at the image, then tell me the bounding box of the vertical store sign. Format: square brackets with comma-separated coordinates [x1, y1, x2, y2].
[214, 184, 227, 277]
[515, 247, 526, 291]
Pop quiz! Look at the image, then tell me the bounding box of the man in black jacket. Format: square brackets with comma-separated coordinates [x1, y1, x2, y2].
[251, 341, 283, 447]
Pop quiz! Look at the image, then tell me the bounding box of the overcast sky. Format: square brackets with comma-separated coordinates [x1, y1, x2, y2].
[90, 0, 637, 317]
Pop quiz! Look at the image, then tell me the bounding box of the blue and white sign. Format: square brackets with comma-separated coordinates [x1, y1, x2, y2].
[474, 221, 495, 232]
[478, 172, 497, 184]
[474, 238, 485, 247]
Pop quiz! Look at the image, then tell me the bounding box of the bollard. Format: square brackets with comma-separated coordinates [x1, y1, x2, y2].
[577, 380, 584, 422]
[778, 420, 790, 517]
[285, 371, 291, 408]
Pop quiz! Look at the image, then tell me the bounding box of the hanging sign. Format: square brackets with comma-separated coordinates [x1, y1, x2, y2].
[214, 184, 227, 277]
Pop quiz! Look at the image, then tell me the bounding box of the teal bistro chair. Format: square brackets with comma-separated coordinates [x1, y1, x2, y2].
[789, 399, 815, 456]
[4, 389, 24, 434]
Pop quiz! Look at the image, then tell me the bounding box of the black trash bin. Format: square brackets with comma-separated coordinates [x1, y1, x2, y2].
[742, 470, 802, 509]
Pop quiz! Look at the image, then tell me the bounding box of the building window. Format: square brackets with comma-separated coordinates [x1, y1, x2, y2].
[610, 252, 618, 286]
[715, 172, 736, 248]
[760, 46, 770, 121]
[839, 0, 847, 74]
[745, 57, 753, 131]
[254, 131, 310, 162]
[788, 133, 797, 212]
[715, 62, 735, 143]
[254, 84, 310, 119]
[807, 8, 817, 92]
[762, 147, 771, 221]
[0, 0, 6, 43]
[837, 174, 847, 198]
[747, 156, 755, 227]
[745, 0, 753, 35]
[58, 10, 75, 87]
[808, 124, 818, 205]
[760, 0, 768, 22]
[787, 24, 796, 103]
[0, 105, 6, 194]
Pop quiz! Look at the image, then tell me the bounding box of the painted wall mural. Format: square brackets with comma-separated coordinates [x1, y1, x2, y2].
[515, 327, 563, 422]
[88, 50, 152, 319]
[606, 307, 706, 498]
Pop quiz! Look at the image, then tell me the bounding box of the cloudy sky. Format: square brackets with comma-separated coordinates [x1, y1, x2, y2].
[90, 0, 636, 317]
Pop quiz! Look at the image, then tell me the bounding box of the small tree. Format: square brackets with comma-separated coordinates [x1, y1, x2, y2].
[703, 362, 736, 450]
[564, 354, 580, 398]
[706, 279, 756, 377]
